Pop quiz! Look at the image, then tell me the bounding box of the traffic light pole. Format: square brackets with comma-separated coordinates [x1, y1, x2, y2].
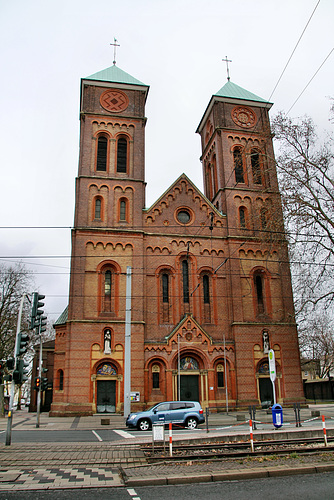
[36, 329, 43, 428]
[5, 294, 26, 446]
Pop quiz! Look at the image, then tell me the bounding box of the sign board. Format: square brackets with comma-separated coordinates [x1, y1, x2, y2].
[268, 349, 276, 382]
[130, 391, 140, 402]
[153, 424, 165, 441]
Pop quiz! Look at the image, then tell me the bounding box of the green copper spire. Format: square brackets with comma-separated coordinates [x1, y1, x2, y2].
[85, 65, 147, 87]
[215, 80, 268, 103]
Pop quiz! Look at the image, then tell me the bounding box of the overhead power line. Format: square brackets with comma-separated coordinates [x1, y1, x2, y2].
[286, 47, 334, 115]
[267, 0, 321, 103]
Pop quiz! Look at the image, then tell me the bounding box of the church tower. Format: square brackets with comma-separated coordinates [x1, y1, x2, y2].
[51, 65, 149, 416]
[196, 80, 302, 406]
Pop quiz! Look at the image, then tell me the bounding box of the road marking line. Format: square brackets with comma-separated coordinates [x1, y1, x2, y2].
[92, 430, 103, 441]
[127, 489, 141, 499]
[113, 429, 135, 439]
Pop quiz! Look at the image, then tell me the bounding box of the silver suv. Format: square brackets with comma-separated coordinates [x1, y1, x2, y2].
[126, 401, 205, 431]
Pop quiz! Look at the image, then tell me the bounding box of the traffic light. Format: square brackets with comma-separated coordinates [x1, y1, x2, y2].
[34, 377, 41, 391]
[6, 358, 15, 370]
[39, 316, 47, 334]
[12, 366, 20, 384]
[16, 332, 30, 356]
[41, 377, 48, 391]
[17, 359, 29, 384]
[30, 293, 45, 330]
[0, 360, 4, 383]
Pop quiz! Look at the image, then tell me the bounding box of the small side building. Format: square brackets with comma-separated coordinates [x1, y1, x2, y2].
[29, 339, 55, 412]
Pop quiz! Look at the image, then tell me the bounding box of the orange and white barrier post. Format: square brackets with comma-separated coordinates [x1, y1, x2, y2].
[169, 422, 173, 456]
[322, 415, 328, 446]
[249, 419, 254, 452]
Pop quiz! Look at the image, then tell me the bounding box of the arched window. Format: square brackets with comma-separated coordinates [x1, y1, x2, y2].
[160, 271, 171, 323]
[94, 198, 102, 219]
[251, 150, 262, 184]
[152, 364, 160, 389]
[103, 269, 113, 312]
[202, 274, 211, 323]
[58, 369, 64, 391]
[99, 263, 119, 316]
[96, 136, 108, 171]
[260, 207, 267, 229]
[234, 147, 244, 183]
[119, 198, 128, 221]
[116, 137, 128, 173]
[206, 163, 213, 200]
[254, 272, 265, 315]
[239, 207, 246, 228]
[203, 275, 210, 304]
[182, 260, 189, 304]
[162, 273, 169, 303]
[217, 363, 224, 388]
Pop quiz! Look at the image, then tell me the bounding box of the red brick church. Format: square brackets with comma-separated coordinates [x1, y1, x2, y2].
[50, 63, 304, 416]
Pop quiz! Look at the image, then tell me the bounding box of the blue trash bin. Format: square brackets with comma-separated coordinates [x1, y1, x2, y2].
[272, 403, 283, 428]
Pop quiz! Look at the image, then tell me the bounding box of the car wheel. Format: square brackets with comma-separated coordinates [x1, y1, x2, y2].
[186, 417, 198, 429]
[138, 419, 150, 431]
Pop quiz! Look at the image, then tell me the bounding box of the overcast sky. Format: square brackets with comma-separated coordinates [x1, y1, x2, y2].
[0, 0, 333, 323]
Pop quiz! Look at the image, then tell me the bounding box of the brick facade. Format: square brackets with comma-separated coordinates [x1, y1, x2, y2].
[50, 67, 304, 416]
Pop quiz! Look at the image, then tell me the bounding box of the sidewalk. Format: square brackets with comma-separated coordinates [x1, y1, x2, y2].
[0, 405, 334, 490]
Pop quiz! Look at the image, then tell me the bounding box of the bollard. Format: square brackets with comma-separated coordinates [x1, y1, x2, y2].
[322, 415, 328, 447]
[169, 422, 173, 457]
[248, 405, 257, 430]
[293, 403, 302, 427]
[249, 419, 254, 453]
[205, 407, 209, 433]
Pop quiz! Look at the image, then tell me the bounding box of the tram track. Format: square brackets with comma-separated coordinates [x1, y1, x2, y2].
[142, 436, 334, 462]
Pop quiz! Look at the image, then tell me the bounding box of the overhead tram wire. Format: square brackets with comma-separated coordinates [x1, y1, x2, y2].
[286, 47, 334, 115]
[266, 0, 321, 103]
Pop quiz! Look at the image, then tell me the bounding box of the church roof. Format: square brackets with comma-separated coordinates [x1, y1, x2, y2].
[144, 173, 224, 218]
[85, 64, 147, 87]
[54, 305, 68, 326]
[215, 80, 268, 103]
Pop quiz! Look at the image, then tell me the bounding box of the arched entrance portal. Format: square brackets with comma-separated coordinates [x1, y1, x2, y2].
[96, 363, 117, 413]
[257, 360, 273, 406]
[178, 356, 200, 402]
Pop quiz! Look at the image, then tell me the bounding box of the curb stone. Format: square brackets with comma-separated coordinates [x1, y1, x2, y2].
[124, 462, 334, 487]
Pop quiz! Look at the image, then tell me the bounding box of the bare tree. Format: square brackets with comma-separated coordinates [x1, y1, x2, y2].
[0, 262, 33, 360]
[0, 262, 34, 415]
[272, 111, 334, 315]
[299, 313, 334, 379]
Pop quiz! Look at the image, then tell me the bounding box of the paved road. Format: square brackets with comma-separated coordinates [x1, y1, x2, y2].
[0, 427, 208, 444]
[0, 429, 128, 443]
[0, 472, 334, 499]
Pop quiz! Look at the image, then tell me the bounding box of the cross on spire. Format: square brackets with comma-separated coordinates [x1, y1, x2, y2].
[222, 56, 232, 81]
[110, 38, 120, 66]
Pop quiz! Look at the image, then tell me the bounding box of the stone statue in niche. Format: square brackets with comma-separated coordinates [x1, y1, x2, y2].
[262, 330, 270, 354]
[104, 329, 111, 355]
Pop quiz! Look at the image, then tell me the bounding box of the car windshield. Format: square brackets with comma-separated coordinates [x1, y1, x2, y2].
[146, 404, 160, 411]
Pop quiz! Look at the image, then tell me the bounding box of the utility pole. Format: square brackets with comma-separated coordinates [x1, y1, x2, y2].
[123, 267, 132, 418]
[36, 333, 43, 428]
[5, 294, 26, 446]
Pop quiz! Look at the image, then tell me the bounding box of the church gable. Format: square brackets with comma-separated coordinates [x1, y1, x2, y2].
[143, 174, 225, 233]
[166, 314, 213, 348]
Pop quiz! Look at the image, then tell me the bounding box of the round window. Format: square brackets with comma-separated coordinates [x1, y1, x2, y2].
[177, 210, 191, 224]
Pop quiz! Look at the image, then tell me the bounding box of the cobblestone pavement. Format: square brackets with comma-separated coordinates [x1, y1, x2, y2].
[1, 406, 334, 490]
[0, 443, 145, 491]
[0, 466, 123, 491]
